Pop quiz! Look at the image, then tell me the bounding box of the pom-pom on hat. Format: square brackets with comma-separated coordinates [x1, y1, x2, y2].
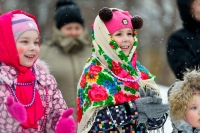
[99, 7, 143, 34]
[54, 0, 84, 29]
[12, 14, 39, 42]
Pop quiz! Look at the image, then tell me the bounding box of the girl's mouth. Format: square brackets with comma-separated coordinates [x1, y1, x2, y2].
[120, 46, 129, 49]
[25, 55, 35, 58]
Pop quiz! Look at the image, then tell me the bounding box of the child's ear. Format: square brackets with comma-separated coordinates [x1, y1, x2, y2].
[99, 7, 113, 22]
[131, 15, 143, 29]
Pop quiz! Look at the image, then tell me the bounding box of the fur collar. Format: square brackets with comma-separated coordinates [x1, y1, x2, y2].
[173, 120, 193, 133]
[34, 59, 50, 74]
[173, 119, 200, 133]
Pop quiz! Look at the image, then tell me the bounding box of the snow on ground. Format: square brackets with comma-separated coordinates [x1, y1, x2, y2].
[157, 84, 173, 133]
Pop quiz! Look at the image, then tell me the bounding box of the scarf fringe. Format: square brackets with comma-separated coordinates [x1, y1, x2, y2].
[78, 107, 103, 133]
[147, 126, 165, 133]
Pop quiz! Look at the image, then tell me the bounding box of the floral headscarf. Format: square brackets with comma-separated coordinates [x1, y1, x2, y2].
[77, 9, 159, 133]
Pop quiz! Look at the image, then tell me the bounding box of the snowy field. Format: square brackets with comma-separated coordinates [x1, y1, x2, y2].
[157, 84, 173, 133]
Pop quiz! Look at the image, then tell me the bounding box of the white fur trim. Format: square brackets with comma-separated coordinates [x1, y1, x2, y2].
[35, 59, 50, 74]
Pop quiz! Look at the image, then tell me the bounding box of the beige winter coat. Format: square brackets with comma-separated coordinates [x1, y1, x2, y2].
[39, 27, 91, 118]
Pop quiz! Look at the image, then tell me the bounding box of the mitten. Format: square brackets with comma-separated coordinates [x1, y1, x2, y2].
[138, 112, 148, 124]
[55, 108, 76, 133]
[6, 96, 27, 123]
[140, 87, 162, 104]
[135, 88, 169, 118]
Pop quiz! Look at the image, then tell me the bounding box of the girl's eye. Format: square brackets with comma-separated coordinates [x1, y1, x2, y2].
[21, 40, 28, 43]
[127, 33, 133, 36]
[191, 106, 197, 110]
[116, 33, 121, 36]
[34, 41, 39, 45]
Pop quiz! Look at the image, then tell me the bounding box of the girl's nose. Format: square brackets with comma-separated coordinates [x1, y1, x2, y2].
[123, 35, 129, 42]
[30, 44, 36, 51]
[30, 48, 34, 51]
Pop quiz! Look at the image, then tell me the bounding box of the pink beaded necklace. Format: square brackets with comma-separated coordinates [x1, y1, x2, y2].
[92, 54, 141, 82]
[7, 67, 36, 107]
[5, 67, 49, 132]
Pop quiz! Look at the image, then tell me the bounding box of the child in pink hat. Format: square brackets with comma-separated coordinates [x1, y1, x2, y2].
[77, 7, 169, 133]
[0, 10, 75, 133]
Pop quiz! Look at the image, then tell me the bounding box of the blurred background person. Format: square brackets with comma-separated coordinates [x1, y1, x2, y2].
[167, 0, 200, 80]
[39, 0, 91, 118]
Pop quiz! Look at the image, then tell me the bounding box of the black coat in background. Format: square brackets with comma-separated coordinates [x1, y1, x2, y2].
[167, 0, 200, 80]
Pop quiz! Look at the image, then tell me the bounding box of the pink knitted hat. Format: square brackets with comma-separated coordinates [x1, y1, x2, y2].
[104, 10, 133, 34]
[12, 14, 39, 41]
[99, 7, 143, 34]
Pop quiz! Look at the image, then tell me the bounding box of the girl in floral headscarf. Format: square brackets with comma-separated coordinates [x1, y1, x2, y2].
[77, 7, 168, 133]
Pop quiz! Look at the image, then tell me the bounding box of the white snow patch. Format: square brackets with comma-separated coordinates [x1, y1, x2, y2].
[158, 84, 173, 132]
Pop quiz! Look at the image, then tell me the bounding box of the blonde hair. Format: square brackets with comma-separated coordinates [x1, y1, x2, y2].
[169, 70, 200, 121]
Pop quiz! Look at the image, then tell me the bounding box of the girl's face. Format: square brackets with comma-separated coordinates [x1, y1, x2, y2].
[191, 0, 200, 21]
[185, 94, 200, 128]
[111, 28, 134, 56]
[16, 30, 40, 68]
[60, 22, 83, 39]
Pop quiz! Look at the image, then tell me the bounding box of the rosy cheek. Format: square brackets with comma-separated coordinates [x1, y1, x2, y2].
[18, 47, 25, 54]
[115, 40, 120, 45]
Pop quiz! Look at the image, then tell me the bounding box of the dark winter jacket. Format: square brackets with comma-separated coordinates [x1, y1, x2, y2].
[167, 0, 200, 80]
[89, 101, 167, 133]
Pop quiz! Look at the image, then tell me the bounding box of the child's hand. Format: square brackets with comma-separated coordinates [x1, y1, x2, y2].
[6, 96, 27, 123]
[135, 88, 169, 118]
[139, 87, 162, 103]
[136, 97, 169, 118]
[138, 112, 148, 124]
[55, 108, 76, 133]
